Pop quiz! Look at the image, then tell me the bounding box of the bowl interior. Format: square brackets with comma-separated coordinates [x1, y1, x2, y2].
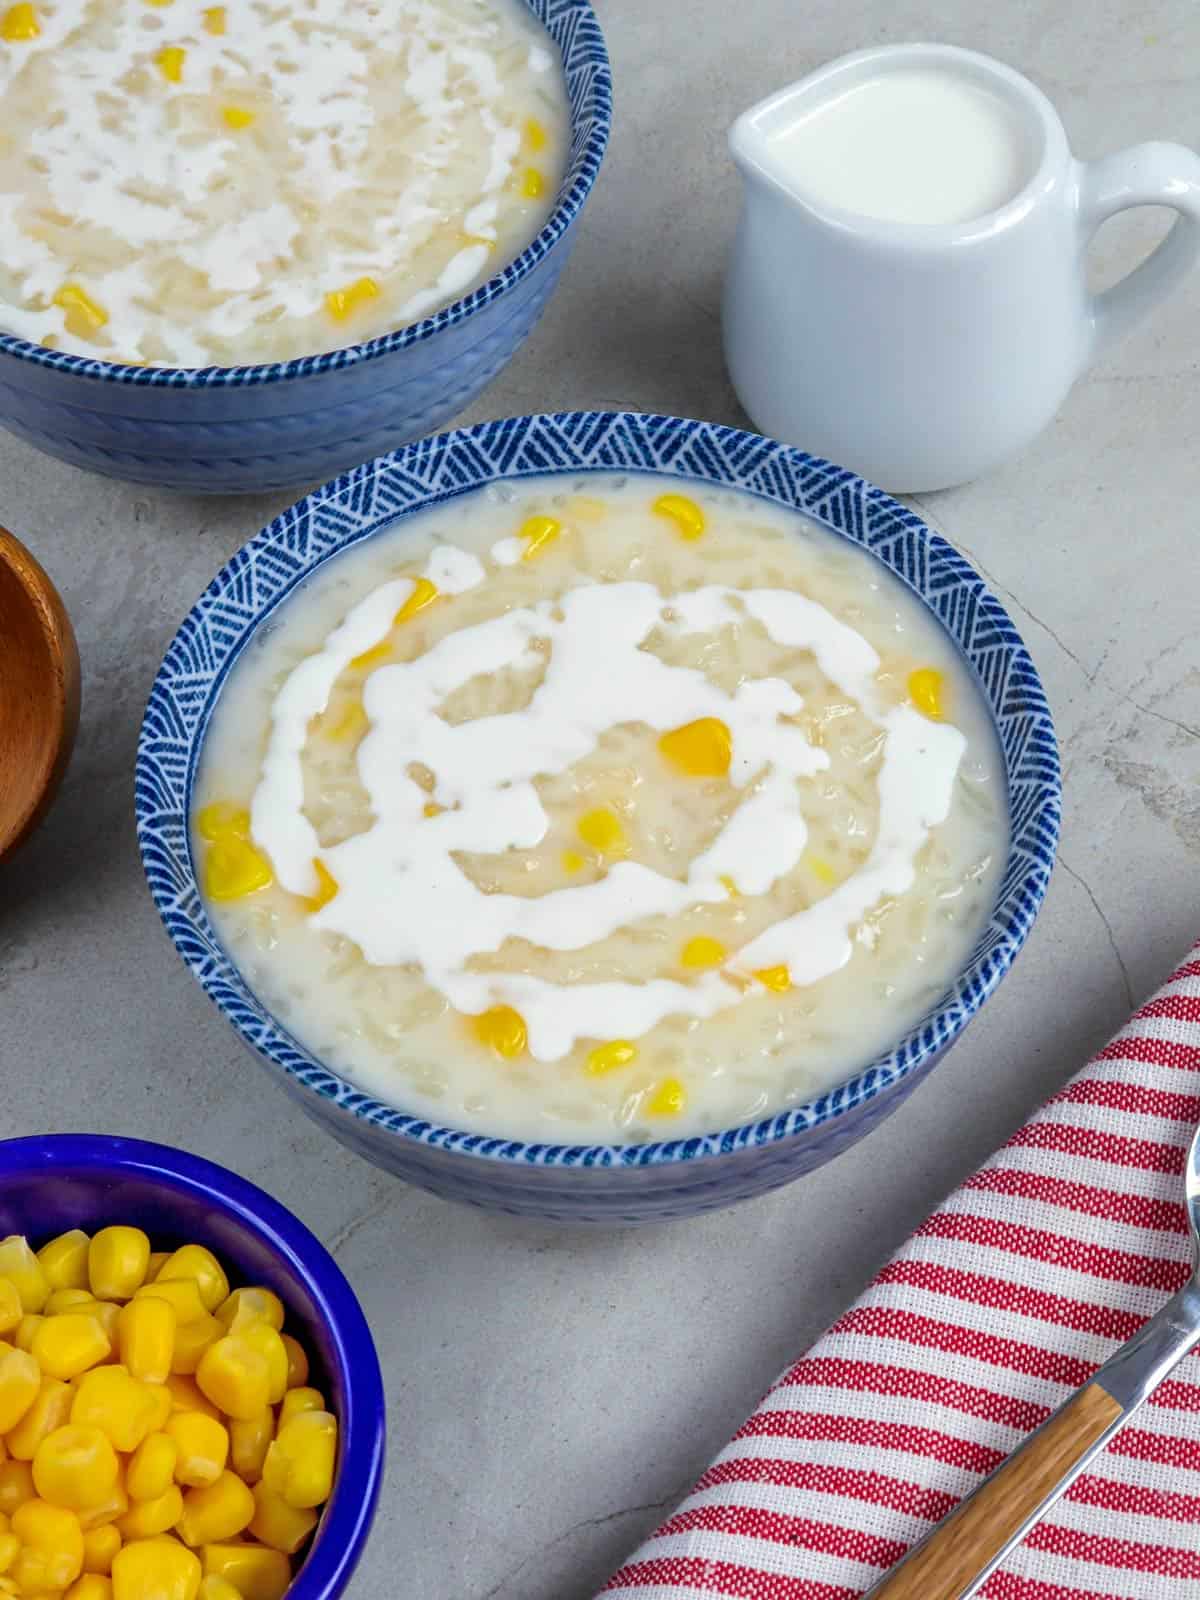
[137, 412, 1061, 1171]
[0, 0, 612, 389]
[0, 1135, 383, 1596]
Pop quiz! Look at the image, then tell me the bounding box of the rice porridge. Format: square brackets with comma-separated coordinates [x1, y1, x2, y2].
[195, 476, 1007, 1142]
[0, 0, 567, 365]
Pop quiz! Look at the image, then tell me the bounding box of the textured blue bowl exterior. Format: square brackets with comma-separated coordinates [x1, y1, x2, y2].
[137, 412, 1061, 1224]
[0, 1, 611, 493]
[0, 1135, 385, 1595]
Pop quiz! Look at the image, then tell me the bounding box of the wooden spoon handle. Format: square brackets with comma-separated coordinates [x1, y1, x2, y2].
[865, 1382, 1122, 1600]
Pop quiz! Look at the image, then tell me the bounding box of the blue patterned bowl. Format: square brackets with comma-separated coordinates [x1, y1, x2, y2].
[137, 413, 1060, 1224]
[0, 3, 610, 494]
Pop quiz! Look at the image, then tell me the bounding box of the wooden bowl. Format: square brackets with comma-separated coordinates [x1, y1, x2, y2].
[0, 526, 80, 863]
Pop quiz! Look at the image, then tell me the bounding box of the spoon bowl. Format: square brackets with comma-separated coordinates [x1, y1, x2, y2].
[0, 526, 80, 863]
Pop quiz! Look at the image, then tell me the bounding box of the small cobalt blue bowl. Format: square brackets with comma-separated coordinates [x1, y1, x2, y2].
[0, 1134, 384, 1593]
[136, 412, 1061, 1225]
[0, 1, 611, 494]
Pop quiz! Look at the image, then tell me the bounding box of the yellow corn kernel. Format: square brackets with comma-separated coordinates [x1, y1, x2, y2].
[11, 1498, 84, 1590]
[84, 1298, 121, 1346]
[806, 852, 837, 885]
[88, 1228, 150, 1302]
[162, 1376, 219, 1422]
[652, 492, 705, 541]
[165, 1412, 227, 1488]
[81, 1524, 121, 1575]
[680, 935, 726, 969]
[194, 1334, 269, 1421]
[517, 513, 561, 560]
[646, 1077, 687, 1117]
[71, 1368, 159, 1453]
[213, 1290, 283, 1337]
[154, 44, 185, 82]
[561, 849, 584, 874]
[37, 1314, 114, 1385]
[52, 282, 110, 341]
[220, 104, 254, 130]
[261, 1409, 336, 1510]
[198, 1582, 240, 1600]
[0, 3, 39, 40]
[156, 1247, 229, 1317]
[577, 808, 626, 855]
[193, 807, 247, 845]
[325, 276, 379, 320]
[115, 1482, 183, 1539]
[227, 1408, 271, 1485]
[32, 1424, 120, 1512]
[247, 1480, 316, 1555]
[135, 1281, 206, 1327]
[142, 1384, 172, 1437]
[0, 1239, 50, 1312]
[15, 1315, 42, 1353]
[524, 116, 547, 151]
[0, 1283, 19, 1338]
[520, 166, 544, 198]
[0, 1345, 40, 1427]
[719, 874, 740, 898]
[303, 858, 338, 914]
[470, 1006, 527, 1060]
[125, 1434, 176, 1503]
[658, 717, 731, 778]
[237, 1325, 287, 1406]
[118, 1298, 175, 1386]
[169, 1314, 221, 1377]
[0, 1532, 14, 1575]
[76, 1477, 129, 1532]
[325, 700, 367, 743]
[201, 1546, 289, 1600]
[754, 964, 792, 993]
[7, 1377, 72, 1460]
[277, 1386, 323, 1429]
[45, 1288, 95, 1315]
[202, 836, 273, 902]
[396, 575, 438, 623]
[0, 1461, 34, 1516]
[280, 1335, 308, 1391]
[585, 1040, 637, 1076]
[423, 800, 443, 817]
[348, 638, 390, 672]
[201, 5, 224, 32]
[175, 1470, 254, 1547]
[112, 1539, 200, 1600]
[908, 666, 944, 720]
[67, 1577, 113, 1600]
[145, 1253, 169, 1283]
[36, 1233, 90, 1294]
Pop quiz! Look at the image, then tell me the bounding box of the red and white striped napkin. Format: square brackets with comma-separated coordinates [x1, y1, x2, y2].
[602, 948, 1200, 1600]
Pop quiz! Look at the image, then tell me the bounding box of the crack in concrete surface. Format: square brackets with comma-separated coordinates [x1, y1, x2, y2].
[1058, 858, 1134, 1011]
[479, 1495, 677, 1600]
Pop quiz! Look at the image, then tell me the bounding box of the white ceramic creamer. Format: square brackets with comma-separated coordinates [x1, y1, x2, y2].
[724, 44, 1200, 493]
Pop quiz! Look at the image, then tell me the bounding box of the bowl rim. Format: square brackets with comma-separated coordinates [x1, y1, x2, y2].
[0, 0, 612, 390]
[136, 410, 1061, 1173]
[0, 1133, 384, 1594]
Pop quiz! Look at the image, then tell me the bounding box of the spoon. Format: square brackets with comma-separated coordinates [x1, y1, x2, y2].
[865, 1116, 1200, 1598]
[0, 525, 80, 863]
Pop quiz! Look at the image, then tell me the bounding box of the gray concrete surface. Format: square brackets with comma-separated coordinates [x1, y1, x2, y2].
[4, 3, 1200, 1595]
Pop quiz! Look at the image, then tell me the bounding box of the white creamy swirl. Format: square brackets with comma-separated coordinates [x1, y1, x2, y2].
[249, 557, 966, 1060]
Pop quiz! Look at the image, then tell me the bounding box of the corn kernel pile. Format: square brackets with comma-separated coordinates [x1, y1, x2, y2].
[0, 1228, 337, 1600]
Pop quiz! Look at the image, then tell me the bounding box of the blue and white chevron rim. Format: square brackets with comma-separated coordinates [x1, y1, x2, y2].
[0, 0, 611, 390]
[136, 412, 1061, 1170]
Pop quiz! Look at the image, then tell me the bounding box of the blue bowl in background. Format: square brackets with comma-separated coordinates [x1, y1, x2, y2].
[0, 1134, 385, 1594]
[136, 412, 1061, 1224]
[0, 1, 611, 494]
